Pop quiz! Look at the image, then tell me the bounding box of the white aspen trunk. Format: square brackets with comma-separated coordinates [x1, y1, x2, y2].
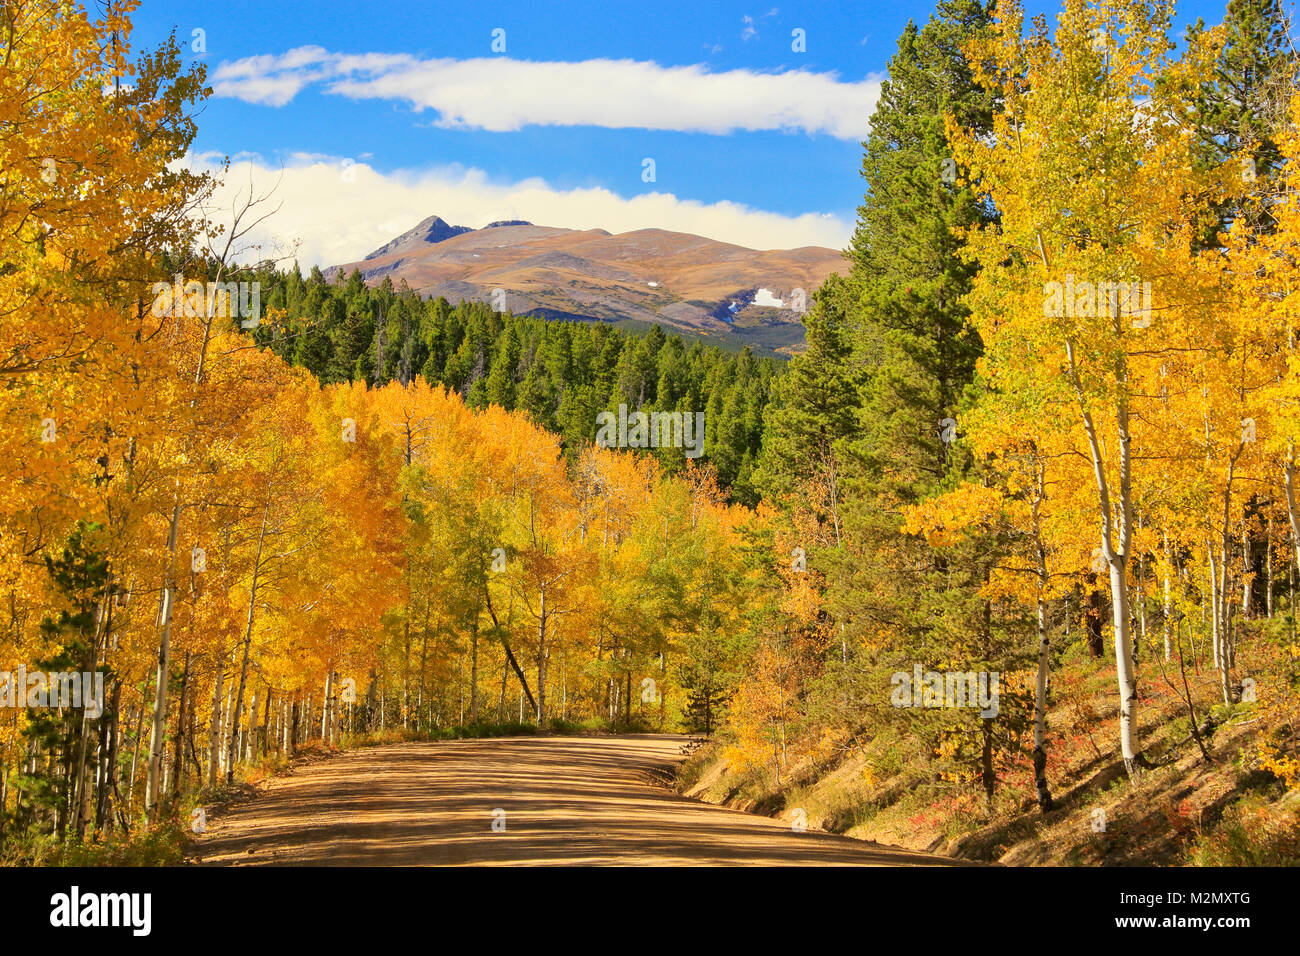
[220, 682, 233, 775]
[1065, 337, 1140, 774]
[246, 686, 261, 763]
[1208, 543, 1221, 669]
[208, 658, 224, 787]
[321, 672, 332, 744]
[1267, 514, 1274, 618]
[402, 631, 410, 731]
[127, 698, 146, 813]
[226, 497, 269, 782]
[145, 293, 224, 817]
[1283, 456, 1300, 587]
[1242, 526, 1251, 616]
[402, 554, 412, 731]
[1135, 543, 1147, 657]
[331, 673, 341, 744]
[1162, 529, 1173, 663]
[72, 601, 106, 837]
[1219, 549, 1228, 676]
[144, 510, 180, 815]
[1213, 444, 1244, 702]
[469, 620, 479, 724]
[1031, 465, 1053, 812]
[1216, 536, 1234, 704]
[535, 587, 547, 725]
[1109, 558, 1140, 769]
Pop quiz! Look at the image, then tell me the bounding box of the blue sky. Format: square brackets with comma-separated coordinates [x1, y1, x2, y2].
[127, 0, 1239, 266]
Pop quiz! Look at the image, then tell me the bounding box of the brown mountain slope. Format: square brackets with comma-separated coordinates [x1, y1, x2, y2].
[326, 215, 845, 353]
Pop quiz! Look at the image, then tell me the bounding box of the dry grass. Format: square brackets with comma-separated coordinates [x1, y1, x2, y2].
[678, 637, 1299, 866]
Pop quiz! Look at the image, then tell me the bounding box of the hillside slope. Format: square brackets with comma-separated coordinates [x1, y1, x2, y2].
[326, 215, 844, 354]
[675, 648, 1300, 866]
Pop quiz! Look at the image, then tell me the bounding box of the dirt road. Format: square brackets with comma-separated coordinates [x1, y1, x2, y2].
[191, 734, 965, 866]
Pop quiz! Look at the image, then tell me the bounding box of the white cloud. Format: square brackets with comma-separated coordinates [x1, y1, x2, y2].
[181, 153, 851, 269]
[211, 48, 880, 139]
[741, 8, 780, 43]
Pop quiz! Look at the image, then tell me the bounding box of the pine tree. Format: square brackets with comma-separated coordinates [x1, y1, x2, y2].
[754, 273, 859, 500]
[1187, 0, 1296, 241]
[771, 0, 1012, 795]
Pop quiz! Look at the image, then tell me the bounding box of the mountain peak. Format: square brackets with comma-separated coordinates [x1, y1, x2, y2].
[336, 219, 840, 355]
[364, 215, 473, 260]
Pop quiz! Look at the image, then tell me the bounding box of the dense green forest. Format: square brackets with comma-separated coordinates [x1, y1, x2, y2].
[226, 264, 779, 504]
